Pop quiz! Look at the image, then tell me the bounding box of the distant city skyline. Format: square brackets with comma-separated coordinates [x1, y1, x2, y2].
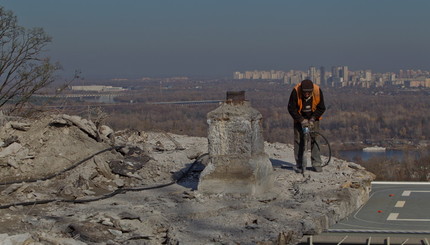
[1, 0, 429, 80]
[234, 66, 430, 88]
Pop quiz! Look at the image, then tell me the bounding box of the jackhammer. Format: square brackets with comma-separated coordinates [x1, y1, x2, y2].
[301, 126, 331, 174]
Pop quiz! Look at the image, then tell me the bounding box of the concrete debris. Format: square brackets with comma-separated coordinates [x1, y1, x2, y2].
[154, 140, 166, 151]
[38, 234, 88, 245]
[0, 233, 33, 244]
[162, 132, 185, 150]
[52, 114, 99, 140]
[0, 113, 375, 244]
[99, 124, 114, 139]
[68, 222, 116, 243]
[0, 135, 19, 147]
[9, 122, 31, 131]
[94, 155, 116, 180]
[0, 142, 22, 158]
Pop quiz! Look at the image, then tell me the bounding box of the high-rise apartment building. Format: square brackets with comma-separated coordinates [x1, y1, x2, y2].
[341, 66, 349, 83]
[233, 71, 244, 79]
[365, 70, 372, 82]
[320, 66, 326, 86]
[308, 66, 318, 84]
[331, 66, 340, 78]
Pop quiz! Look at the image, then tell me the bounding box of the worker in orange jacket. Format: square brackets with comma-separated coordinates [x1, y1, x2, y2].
[288, 79, 326, 172]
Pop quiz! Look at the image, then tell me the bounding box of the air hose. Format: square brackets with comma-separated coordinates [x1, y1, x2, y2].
[302, 126, 332, 168]
[0, 147, 206, 209]
[312, 131, 331, 167]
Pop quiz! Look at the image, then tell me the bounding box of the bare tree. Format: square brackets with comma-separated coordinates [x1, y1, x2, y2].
[0, 6, 60, 114]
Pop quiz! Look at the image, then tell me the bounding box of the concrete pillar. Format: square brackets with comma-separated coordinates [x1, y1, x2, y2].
[198, 91, 273, 196]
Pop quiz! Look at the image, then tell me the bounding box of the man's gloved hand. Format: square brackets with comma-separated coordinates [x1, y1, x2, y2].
[309, 117, 315, 128]
[301, 119, 309, 128]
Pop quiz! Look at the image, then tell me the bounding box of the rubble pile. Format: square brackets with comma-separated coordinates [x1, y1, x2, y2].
[0, 114, 163, 203]
[0, 113, 374, 245]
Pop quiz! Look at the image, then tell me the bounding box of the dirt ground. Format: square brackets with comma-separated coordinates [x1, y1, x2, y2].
[0, 113, 374, 245]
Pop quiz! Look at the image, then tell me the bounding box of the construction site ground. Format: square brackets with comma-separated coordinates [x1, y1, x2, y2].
[0, 114, 374, 245]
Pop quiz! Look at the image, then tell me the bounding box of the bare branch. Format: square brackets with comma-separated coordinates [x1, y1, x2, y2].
[0, 6, 59, 114]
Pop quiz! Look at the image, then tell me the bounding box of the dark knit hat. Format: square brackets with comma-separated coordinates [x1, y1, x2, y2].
[301, 79, 314, 92]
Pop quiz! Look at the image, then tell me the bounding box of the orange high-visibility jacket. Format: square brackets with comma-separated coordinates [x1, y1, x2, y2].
[293, 82, 321, 119]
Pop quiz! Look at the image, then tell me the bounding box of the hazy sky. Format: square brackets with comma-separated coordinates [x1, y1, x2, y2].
[1, 0, 429, 79]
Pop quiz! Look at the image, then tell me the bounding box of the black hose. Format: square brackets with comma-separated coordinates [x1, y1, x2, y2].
[312, 131, 331, 167]
[0, 146, 124, 186]
[0, 152, 206, 209]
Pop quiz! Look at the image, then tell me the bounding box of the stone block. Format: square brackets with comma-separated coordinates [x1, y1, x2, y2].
[198, 97, 273, 196]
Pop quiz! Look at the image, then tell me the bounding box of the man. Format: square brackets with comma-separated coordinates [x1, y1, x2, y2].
[288, 79, 326, 172]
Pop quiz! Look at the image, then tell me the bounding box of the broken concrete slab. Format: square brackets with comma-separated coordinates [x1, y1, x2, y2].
[9, 122, 31, 131]
[0, 233, 34, 244]
[0, 142, 22, 158]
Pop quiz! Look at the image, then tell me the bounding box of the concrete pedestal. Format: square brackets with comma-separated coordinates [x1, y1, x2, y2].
[198, 95, 273, 196]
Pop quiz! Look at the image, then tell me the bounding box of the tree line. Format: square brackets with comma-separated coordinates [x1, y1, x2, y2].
[93, 79, 430, 149]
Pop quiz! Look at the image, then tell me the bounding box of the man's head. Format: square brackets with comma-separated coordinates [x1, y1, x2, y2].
[301, 79, 314, 98]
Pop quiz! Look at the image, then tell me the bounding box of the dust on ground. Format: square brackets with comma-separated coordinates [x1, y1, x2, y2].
[0, 113, 374, 245]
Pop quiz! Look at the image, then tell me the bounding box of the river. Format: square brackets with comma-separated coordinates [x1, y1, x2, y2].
[338, 149, 422, 162]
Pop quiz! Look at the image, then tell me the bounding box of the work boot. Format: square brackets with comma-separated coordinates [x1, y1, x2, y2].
[312, 166, 322, 172]
[294, 165, 303, 173]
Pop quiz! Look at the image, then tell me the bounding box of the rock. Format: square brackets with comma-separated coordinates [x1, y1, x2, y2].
[7, 158, 19, 168]
[9, 122, 31, 131]
[68, 222, 115, 243]
[117, 219, 139, 232]
[108, 228, 123, 236]
[162, 132, 185, 150]
[348, 162, 365, 170]
[126, 172, 143, 180]
[108, 156, 150, 177]
[94, 156, 115, 179]
[0, 233, 34, 244]
[155, 141, 165, 151]
[101, 218, 114, 226]
[114, 178, 125, 187]
[83, 189, 96, 195]
[118, 211, 140, 220]
[185, 149, 204, 160]
[277, 231, 294, 245]
[1, 183, 22, 195]
[39, 234, 87, 245]
[2, 135, 19, 147]
[15, 146, 30, 160]
[60, 184, 81, 197]
[0, 142, 22, 158]
[52, 114, 99, 140]
[120, 129, 147, 145]
[99, 125, 114, 138]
